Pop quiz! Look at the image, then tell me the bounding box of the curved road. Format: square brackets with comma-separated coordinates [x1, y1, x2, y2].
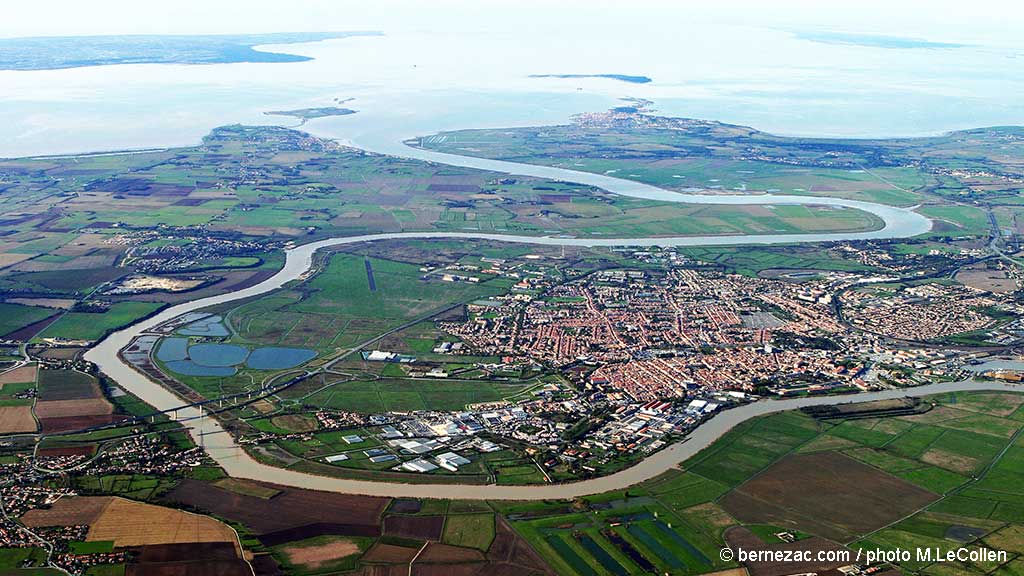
[82, 144, 975, 499]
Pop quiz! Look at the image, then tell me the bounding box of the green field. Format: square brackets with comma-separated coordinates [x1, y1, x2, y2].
[38, 368, 96, 400]
[506, 498, 724, 576]
[919, 205, 993, 236]
[418, 128, 935, 208]
[67, 541, 114, 555]
[418, 117, 1024, 216]
[228, 253, 501, 352]
[0, 302, 55, 337]
[503, 391, 1024, 576]
[296, 378, 530, 413]
[553, 200, 884, 237]
[0, 547, 49, 569]
[677, 245, 869, 276]
[442, 513, 497, 550]
[36, 302, 163, 341]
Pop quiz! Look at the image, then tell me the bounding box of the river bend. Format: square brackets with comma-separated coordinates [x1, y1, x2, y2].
[78, 143, 998, 500]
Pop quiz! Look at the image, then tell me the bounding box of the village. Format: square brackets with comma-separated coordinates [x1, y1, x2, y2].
[0, 430, 206, 575]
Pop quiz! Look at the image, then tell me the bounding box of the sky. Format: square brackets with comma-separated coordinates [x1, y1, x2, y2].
[2, 0, 1024, 47]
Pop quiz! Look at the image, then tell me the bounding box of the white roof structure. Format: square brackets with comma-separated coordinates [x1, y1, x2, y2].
[400, 439, 439, 454]
[401, 458, 438, 473]
[435, 451, 471, 471]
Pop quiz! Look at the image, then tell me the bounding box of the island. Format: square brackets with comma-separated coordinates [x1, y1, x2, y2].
[264, 106, 357, 123]
[793, 31, 967, 49]
[529, 73, 653, 84]
[0, 31, 383, 71]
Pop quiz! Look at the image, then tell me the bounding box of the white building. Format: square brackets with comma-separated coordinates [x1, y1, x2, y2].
[402, 458, 438, 473]
[435, 451, 471, 471]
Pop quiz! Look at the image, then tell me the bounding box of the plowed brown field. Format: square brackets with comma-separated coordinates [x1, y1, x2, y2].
[0, 405, 36, 433]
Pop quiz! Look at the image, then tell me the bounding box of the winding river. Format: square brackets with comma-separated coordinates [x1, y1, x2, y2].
[80, 140, 1017, 500]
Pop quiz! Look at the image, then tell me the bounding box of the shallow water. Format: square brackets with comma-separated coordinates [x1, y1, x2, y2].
[164, 360, 237, 377]
[3, 12, 1023, 158]
[155, 337, 188, 362]
[177, 316, 230, 337]
[246, 347, 317, 370]
[187, 343, 250, 367]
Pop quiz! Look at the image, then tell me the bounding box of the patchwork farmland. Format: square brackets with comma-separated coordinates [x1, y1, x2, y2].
[498, 391, 1024, 576]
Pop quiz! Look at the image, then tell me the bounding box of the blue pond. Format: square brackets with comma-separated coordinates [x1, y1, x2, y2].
[156, 337, 188, 362]
[158, 336, 316, 377]
[164, 360, 236, 377]
[178, 315, 230, 337]
[188, 343, 250, 367]
[246, 347, 317, 370]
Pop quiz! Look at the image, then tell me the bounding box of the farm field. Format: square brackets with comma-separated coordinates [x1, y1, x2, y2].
[919, 205, 993, 236]
[720, 451, 938, 542]
[0, 302, 55, 337]
[20, 496, 113, 528]
[548, 200, 883, 237]
[35, 302, 163, 342]
[163, 479, 389, 538]
[416, 111, 1024, 217]
[442, 512, 497, 550]
[272, 535, 370, 575]
[677, 244, 870, 276]
[501, 391, 1024, 576]
[123, 542, 250, 576]
[0, 364, 37, 386]
[293, 377, 531, 413]
[33, 369, 117, 433]
[227, 252, 503, 353]
[503, 497, 723, 576]
[85, 497, 239, 549]
[417, 126, 933, 207]
[162, 479, 549, 575]
[38, 368, 100, 400]
[0, 405, 37, 433]
[20, 497, 249, 575]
